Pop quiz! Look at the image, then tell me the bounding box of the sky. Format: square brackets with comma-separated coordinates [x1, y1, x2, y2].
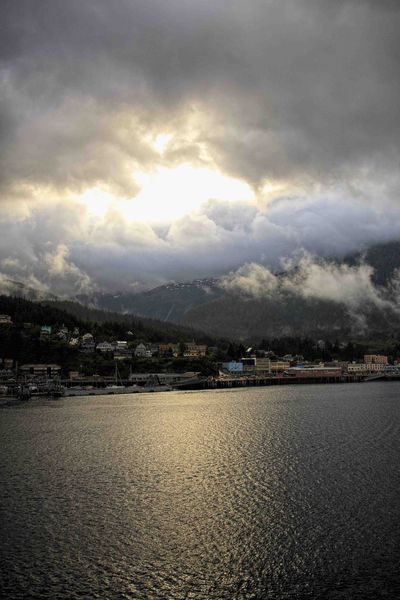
[1, 0, 400, 296]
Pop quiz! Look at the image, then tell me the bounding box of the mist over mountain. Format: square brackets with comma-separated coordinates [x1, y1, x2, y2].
[77, 278, 224, 323]
[71, 240, 400, 341]
[2, 240, 400, 341]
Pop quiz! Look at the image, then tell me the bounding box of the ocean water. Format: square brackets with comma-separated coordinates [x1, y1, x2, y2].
[1, 382, 399, 599]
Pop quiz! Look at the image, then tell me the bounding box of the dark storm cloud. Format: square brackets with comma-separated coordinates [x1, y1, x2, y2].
[2, 0, 400, 190]
[1, 0, 400, 291]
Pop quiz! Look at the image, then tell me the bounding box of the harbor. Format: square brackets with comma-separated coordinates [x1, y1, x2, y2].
[2, 370, 400, 402]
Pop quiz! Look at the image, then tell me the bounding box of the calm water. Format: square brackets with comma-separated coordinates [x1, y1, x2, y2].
[1, 383, 399, 599]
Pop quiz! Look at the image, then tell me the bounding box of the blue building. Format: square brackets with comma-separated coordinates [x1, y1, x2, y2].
[222, 361, 244, 373]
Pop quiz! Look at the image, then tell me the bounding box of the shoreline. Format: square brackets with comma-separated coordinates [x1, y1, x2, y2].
[1, 373, 399, 404]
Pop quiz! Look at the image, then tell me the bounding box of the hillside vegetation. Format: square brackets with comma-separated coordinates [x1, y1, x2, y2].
[77, 240, 400, 340]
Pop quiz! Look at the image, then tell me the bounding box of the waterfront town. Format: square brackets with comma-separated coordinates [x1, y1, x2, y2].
[1, 308, 400, 398]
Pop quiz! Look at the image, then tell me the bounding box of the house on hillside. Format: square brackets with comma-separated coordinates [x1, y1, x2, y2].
[183, 343, 207, 358]
[0, 314, 12, 325]
[40, 325, 52, 338]
[80, 333, 95, 353]
[134, 343, 152, 358]
[97, 341, 114, 353]
[158, 343, 179, 358]
[56, 326, 69, 341]
[114, 341, 133, 359]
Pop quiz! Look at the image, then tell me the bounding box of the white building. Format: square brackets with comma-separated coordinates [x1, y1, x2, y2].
[96, 341, 114, 353]
[347, 362, 386, 373]
[0, 314, 12, 324]
[114, 340, 133, 359]
[82, 333, 94, 343]
[134, 343, 152, 358]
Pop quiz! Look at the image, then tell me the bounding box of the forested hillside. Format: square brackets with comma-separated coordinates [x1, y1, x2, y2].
[76, 240, 400, 340]
[0, 295, 225, 374]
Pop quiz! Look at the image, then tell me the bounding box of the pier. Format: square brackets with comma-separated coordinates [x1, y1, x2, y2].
[175, 373, 368, 390]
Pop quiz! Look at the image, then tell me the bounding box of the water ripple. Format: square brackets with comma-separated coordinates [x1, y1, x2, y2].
[1, 383, 400, 598]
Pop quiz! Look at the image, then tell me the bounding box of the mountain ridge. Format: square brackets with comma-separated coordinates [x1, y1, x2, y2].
[75, 240, 400, 339]
[2, 240, 400, 340]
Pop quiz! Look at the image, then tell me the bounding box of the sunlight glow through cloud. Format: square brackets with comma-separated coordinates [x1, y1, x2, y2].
[152, 133, 173, 155]
[78, 188, 113, 218]
[79, 164, 255, 223]
[126, 164, 255, 222]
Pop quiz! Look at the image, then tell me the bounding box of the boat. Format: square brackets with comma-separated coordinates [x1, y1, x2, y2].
[64, 384, 143, 397]
[63, 365, 177, 397]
